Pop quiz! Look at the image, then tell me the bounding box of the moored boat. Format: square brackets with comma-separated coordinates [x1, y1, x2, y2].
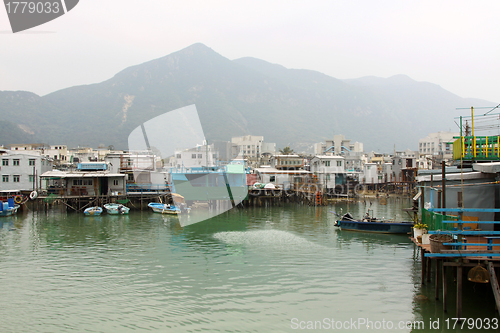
[334, 212, 413, 234]
[84, 206, 103, 216]
[0, 201, 19, 217]
[148, 202, 186, 215]
[104, 203, 130, 215]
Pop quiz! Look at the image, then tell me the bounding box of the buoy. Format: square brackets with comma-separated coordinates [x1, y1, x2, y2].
[29, 191, 38, 200]
[14, 195, 23, 204]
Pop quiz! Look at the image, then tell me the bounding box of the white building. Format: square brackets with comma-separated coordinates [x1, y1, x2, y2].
[419, 132, 458, 158]
[231, 135, 276, 158]
[314, 134, 364, 156]
[171, 144, 218, 170]
[310, 155, 345, 188]
[0, 150, 53, 191]
[253, 167, 311, 190]
[44, 145, 68, 163]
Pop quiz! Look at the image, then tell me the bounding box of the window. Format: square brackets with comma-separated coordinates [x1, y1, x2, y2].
[13, 175, 20, 182]
[176, 154, 181, 159]
[73, 179, 83, 185]
[13, 159, 20, 166]
[29, 175, 34, 182]
[2, 175, 8, 182]
[83, 180, 93, 186]
[128, 174, 134, 181]
[113, 180, 119, 186]
[337, 161, 342, 167]
[192, 154, 196, 159]
[29, 159, 35, 166]
[198, 154, 202, 158]
[324, 161, 330, 167]
[2, 159, 8, 166]
[270, 176, 276, 182]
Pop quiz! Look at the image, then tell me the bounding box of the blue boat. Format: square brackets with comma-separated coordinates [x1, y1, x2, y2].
[148, 202, 182, 215]
[84, 207, 103, 216]
[0, 198, 20, 217]
[334, 213, 413, 234]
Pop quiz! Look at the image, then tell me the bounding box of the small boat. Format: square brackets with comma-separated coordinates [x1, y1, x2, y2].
[0, 203, 19, 217]
[104, 203, 130, 215]
[148, 202, 188, 215]
[334, 212, 413, 234]
[84, 206, 103, 216]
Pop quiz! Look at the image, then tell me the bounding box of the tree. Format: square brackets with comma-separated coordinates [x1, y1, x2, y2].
[279, 146, 294, 155]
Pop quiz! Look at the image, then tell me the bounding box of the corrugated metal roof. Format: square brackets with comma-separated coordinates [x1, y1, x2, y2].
[40, 170, 126, 178]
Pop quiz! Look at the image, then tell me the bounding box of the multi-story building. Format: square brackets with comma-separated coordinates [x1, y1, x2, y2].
[310, 155, 346, 189]
[271, 154, 304, 170]
[231, 135, 276, 158]
[43, 145, 69, 163]
[314, 134, 363, 156]
[0, 149, 52, 191]
[392, 149, 418, 183]
[418, 132, 458, 161]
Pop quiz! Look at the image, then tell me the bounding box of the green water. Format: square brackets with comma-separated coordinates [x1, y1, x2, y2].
[0, 198, 498, 332]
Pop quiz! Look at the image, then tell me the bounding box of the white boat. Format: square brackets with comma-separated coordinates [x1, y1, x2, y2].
[84, 206, 103, 216]
[148, 202, 182, 215]
[104, 203, 130, 215]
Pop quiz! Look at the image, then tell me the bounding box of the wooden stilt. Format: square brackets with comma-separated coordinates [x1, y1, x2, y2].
[421, 247, 426, 286]
[488, 262, 500, 317]
[443, 264, 447, 312]
[435, 259, 440, 300]
[457, 265, 463, 319]
[427, 257, 431, 283]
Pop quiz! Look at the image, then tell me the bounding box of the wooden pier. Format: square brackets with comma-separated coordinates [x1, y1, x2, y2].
[413, 236, 500, 318]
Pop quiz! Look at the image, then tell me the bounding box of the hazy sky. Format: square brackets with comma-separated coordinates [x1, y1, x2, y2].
[1, 0, 499, 103]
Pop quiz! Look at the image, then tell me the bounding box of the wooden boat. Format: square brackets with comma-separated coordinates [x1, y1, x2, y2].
[148, 202, 182, 215]
[84, 206, 103, 216]
[334, 212, 413, 234]
[104, 203, 130, 215]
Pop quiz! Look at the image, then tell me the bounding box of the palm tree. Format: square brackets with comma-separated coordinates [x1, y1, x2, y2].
[279, 146, 294, 155]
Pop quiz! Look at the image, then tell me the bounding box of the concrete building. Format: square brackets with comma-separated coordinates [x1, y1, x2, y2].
[271, 154, 304, 170]
[0, 149, 52, 191]
[310, 155, 346, 189]
[392, 149, 418, 183]
[253, 167, 311, 190]
[8, 143, 45, 153]
[44, 145, 68, 163]
[362, 162, 393, 184]
[231, 135, 276, 158]
[171, 144, 218, 170]
[419, 132, 458, 162]
[314, 134, 364, 156]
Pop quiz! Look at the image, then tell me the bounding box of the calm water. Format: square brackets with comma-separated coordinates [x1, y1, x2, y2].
[0, 198, 498, 332]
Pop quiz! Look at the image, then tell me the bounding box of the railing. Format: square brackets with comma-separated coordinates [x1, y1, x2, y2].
[126, 184, 171, 194]
[453, 135, 500, 161]
[425, 207, 500, 258]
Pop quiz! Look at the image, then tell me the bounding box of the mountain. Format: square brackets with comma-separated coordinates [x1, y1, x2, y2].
[0, 43, 490, 153]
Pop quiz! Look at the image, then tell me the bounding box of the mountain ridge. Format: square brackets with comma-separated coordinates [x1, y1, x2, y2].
[0, 43, 490, 152]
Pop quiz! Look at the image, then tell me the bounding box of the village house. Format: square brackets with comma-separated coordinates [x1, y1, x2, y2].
[309, 155, 346, 189]
[271, 154, 304, 170]
[41, 167, 126, 196]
